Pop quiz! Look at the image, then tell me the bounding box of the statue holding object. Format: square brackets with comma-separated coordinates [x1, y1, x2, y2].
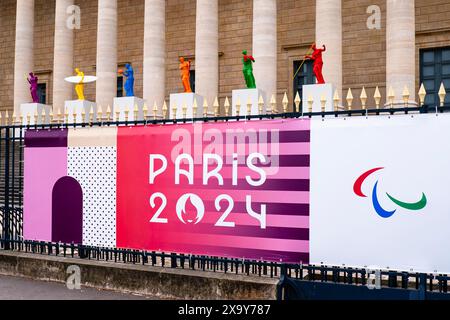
[27, 72, 39, 103]
[242, 50, 256, 89]
[64, 69, 97, 101]
[179, 57, 192, 93]
[304, 44, 326, 84]
[119, 63, 135, 97]
[74, 68, 85, 100]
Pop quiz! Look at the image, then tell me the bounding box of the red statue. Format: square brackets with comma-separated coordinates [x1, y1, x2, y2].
[305, 44, 326, 84]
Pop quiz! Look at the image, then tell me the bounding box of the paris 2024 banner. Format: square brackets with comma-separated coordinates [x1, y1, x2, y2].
[23, 114, 450, 273]
[24, 119, 310, 264]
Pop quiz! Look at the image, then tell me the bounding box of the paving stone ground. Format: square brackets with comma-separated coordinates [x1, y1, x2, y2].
[0, 274, 156, 300]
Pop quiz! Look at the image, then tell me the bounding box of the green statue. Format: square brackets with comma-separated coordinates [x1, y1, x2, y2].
[242, 50, 256, 89]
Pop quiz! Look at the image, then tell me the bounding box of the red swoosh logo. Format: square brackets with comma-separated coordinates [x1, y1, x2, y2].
[353, 167, 384, 198]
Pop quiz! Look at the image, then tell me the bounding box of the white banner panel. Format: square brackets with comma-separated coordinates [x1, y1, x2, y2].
[310, 114, 450, 274]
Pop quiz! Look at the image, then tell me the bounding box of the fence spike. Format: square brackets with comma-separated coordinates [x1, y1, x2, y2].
[12, 111, 17, 124]
[282, 92, 289, 113]
[308, 95, 314, 113]
[346, 88, 353, 111]
[193, 98, 198, 118]
[213, 97, 220, 117]
[151, 102, 157, 120]
[388, 86, 395, 108]
[374, 86, 381, 109]
[39, 108, 45, 124]
[258, 95, 264, 115]
[142, 103, 147, 120]
[106, 105, 111, 121]
[172, 101, 178, 120]
[182, 100, 188, 119]
[295, 92, 301, 113]
[125, 105, 131, 122]
[360, 87, 367, 110]
[402, 85, 410, 108]
[89, 107, 95, 123]
[162, 101, 168, 119]
[97, 105, 103, 121]
[81, 108, 86, 124]
[203, 99, 209, 118]
[57, 108, 62, 123]
[224, 97, 230, 117]
[320, 94, 327, 113]
[18, 109, 23, 125]
[235, 97, 241, 117]
[134, 104, 139, 121]
[246, 96, 252, 116]
[418, 83, 427, 107]
[270, 94, 277, 114]
[333, 89, 340, 111]
[439, 82, 446, 107]
[115, 107, 121, 122]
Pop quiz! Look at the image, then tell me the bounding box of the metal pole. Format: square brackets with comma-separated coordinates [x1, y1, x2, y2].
[3, 127, 10, 249]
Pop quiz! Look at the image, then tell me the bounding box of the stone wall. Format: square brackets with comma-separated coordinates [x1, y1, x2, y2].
[0, 251, 279, 300]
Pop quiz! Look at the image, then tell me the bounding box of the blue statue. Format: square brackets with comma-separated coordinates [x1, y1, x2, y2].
[120, 63, 135, 97]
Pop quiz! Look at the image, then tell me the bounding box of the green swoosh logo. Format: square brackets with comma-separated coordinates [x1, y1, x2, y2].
[386, 192, 428, 211]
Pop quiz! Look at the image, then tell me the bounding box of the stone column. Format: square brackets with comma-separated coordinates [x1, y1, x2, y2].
[53, 0, 74, 113]
[143, 0, 166, 108]
[13, 0, 35, 114]
[96, 0, 117, 108]
[316, 0, 342, 96]
[195, 0, 219, 106]
[252, 0, 277, 101]
[387, 0, 415, 104]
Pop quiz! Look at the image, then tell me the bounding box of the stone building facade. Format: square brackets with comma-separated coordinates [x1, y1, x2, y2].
[0, 0, 449, 114]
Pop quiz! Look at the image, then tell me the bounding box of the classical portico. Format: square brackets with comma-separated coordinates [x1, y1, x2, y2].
[11, 0, 418, 112]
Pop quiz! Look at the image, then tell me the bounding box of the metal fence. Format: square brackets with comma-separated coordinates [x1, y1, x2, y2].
[1, 105, 450, 300]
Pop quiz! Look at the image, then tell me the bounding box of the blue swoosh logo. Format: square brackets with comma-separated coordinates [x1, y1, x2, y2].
[372, 181, 396, 219]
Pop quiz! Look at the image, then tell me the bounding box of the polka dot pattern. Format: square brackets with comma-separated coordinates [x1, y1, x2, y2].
[68, 147, 117, 248]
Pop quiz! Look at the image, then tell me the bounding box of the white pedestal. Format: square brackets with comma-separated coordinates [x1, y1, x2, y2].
[232, 89, 266, 116]
[20, 103, 51, 125]
[113, 97, 146, 122]
[169, 93, 204, 119]
[64, 100, 97, 124]
[302, 84, 334, 113]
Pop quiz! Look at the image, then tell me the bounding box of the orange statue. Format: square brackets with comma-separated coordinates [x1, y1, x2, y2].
[179, 57, 192, 93]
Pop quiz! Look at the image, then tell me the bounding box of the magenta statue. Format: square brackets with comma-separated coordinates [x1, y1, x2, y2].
[27, 72, 39, 103]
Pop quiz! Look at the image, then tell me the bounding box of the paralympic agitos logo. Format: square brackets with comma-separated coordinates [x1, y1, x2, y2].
[353, 168, 427, 218]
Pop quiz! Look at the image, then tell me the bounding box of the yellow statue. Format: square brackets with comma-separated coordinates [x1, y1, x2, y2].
[75, 68, 85, 100]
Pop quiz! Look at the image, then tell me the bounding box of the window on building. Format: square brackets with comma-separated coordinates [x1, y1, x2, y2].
[190, 70, 196, 93]
[293, 60, 315, 112]
[37, 83, 46, 104]
[420, 47, 450, 111]
[117, 76, 124, 97]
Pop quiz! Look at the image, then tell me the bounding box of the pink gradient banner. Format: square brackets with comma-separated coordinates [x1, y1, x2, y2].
[116, 119, 310, 263]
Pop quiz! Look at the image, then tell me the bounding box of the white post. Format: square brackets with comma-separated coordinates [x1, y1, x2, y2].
[387, 0, 416, 104]
[316, 0, 342, 97]
[13, 0, 35, 114]
[195, 0, 219, 106]
[144, 0, 166, 109]
[252, 0, 277, 101]
[96, 0, 117, 107]
[53, 0, 74, 113]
